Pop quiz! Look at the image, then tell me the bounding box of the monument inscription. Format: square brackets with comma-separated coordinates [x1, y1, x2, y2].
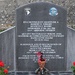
[16, 2, 67, 71]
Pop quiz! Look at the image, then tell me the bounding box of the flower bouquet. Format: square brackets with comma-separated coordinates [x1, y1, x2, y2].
[38, 60, 46, 70]
[35, 52, 49, 74]
[71, 62, 75, 75]
[0, 61, 8, 75]
[36, 52, 46, 70]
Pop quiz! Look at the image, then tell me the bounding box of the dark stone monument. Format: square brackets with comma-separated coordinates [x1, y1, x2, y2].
[16, 2, 67, 71]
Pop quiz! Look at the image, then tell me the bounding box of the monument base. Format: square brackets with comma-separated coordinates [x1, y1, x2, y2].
[8, 71, 72, 75]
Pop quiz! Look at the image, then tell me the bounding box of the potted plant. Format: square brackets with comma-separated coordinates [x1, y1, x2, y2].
[0, 61, 8, 75]
[71, 62, 75, 75]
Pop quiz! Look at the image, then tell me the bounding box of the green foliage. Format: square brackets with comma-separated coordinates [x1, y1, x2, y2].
[0, 67, 7, 75]
[71, 66, 75, 71]
[0, 29, 5, 32]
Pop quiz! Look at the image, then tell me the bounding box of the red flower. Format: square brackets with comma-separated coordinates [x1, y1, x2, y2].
[73, 62, 75, 66]
[36, 52, 41, 55]
[0, 61, 4, 67]
[4, 69, 8, 74]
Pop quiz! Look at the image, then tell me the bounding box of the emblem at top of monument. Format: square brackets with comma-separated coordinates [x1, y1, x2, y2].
[24, 8, 31, 15]
[49, 7, 58, 16]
